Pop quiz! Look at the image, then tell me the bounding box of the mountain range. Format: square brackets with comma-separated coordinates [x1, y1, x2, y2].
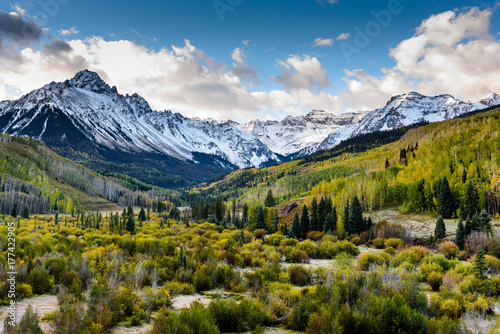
[0, 70, 498, 186]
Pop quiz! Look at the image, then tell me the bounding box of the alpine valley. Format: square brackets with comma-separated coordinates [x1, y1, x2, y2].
[1, 70, 498, 187]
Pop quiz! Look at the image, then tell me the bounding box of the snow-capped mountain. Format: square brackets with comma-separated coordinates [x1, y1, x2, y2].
[315, 92, 496, 152]
[234, 110, 366, 156]
[0, 70, 498, 172]
[0, 70, 278, 168]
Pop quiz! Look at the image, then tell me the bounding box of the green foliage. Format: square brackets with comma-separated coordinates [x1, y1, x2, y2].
[473, 246, 488, 280]
[264, 189, 275, 207]
[437, 176, 454, 219]
[434, 216, 446, 240]
[455, 219, 465, 250]
[300, 205, 310, 239]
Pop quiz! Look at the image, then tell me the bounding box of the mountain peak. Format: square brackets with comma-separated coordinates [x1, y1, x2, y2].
[70, 69, 116, 94]
[480, 92, 500, 107]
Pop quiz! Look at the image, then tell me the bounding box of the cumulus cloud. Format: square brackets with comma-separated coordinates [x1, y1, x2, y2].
[274, 55, 329, 91]
[337, 7, 500, 112]
[59, 27, 79, 36]
[313, 37, 334, 47]
[0, 10, 43, 46]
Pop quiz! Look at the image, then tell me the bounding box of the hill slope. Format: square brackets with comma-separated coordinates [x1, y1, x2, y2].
[0, 134, 176, 214]
[190, 107, 500, 218]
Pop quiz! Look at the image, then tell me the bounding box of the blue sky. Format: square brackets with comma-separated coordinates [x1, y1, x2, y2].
[0, 0, 499, 121]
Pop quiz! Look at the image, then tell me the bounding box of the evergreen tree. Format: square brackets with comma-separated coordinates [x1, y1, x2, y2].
[478, 209, 492, 236]
[455, 218, 466, 250]
[343, 199, 350, 235]
[20, 206, 29, 219]
[434, 215, 446, 240]
[256, 205, 267, 231]
[300, 205, 310, 238]
[471, 212, 482, 232]
[463, 181, 478, 220]
[462, 169, 467, 183]
[437, 176, 454, 219]
[310, 197, 319, 231]
[323, 213, 335, 235]
[178, 246, 187, 268]
[465, 215, 473, 237]
[138, 207, 147, 223]
[264, 189, 275, 207]
[242, 203, 249, 227]
[318, 197, 327, 229]
[332, 206, 338, 229]
[126, 205, 135, 234]
[271, 209, 279, 233]
[473, 246, 488, 280]
[385, 158, 390, 169]
[291, 212, 301, 238]
[215, 198, 225, 222]
[17, 304, 43, 334]
[349, 195, 364, 234]
[225, 209, 232, 226]
[10, 204, 17, 218]
[54, 211, 59, 226]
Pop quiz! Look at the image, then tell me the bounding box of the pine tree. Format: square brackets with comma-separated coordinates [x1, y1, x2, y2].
[462, 169, 467, 183]
[271, 209, 279, 233]
[310, 198, 319, 231]
[242, 203, 249, 227]
[473, 246, 488, 280]
[300, 205, 310, 238]
[455, 219, 465, 250]
[323, 213, 335, 235]
[463, 181, 478, 220]
[349, 195, 363, 234]
[256, 205, 267, 231]
[385, 158, 390, 169]
[369, 226, 375, 242]
[54, 211, 59, 226]
[437, 176, 454, 219]
[318, 197, 326, 229]
[471, 212, 482, 232]
[465, 215, 472, 236]
[17, 304, 43, 334]
[21, 206, 29, 219]
[343, 199, 350, 235]
[138, 207, 146, 223]
[264, 189, 275, 207]
[126, 205, 135, 234]
[291, 212, 301, 238]
[478, 209, 492, 236]
[178, 246, 187, 268]
[434, 215, 446, 240]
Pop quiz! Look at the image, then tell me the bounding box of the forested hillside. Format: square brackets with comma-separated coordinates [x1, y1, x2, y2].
[0, 134, 179, 215]
[190, 108, 500, 219]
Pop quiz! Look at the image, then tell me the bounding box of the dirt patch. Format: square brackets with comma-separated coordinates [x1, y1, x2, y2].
[0, 295, 58, 333]
[368, 207, 500, 240]
[111, 323, 153, 334]
[171, 294, 211, 309]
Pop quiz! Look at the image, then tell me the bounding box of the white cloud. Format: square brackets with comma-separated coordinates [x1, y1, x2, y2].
[336, 33, 350, 41]
[242, 40, 250, 46]
[313, 37, 334, 47]
[59, 27, 79, 36]
[231, 47, 246, 65]
[336, 7, 500, 112]
[11, 4, 27, 16]
[274, 55, 329, 91]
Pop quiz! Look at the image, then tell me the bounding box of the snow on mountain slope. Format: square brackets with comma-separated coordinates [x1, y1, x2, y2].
[235, 110, 366, 156]
[316, 92, 495, 151]
[0, 70, 277, 168]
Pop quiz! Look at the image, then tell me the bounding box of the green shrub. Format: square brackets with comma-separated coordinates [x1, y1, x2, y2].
[384, 238, 404, 249]
[427, 272, 443, 291]
[284, 247, 310, 263]
[297, 240, 318, 258]
[358, 252, 391, 270]
[209, 298, 265, 333]
[426, 315, 458, 334]
[372, 238, 385, 248]
[288, 265, 311, 286]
